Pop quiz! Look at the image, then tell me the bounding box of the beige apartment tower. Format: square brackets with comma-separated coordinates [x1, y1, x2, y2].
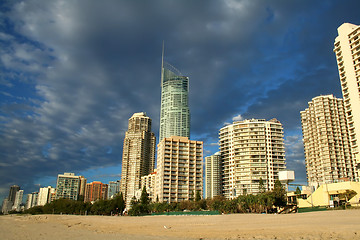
[334, 23, 360, 181]
[205, 152, 222, 199]
[155, 136, 203, 203]
[219, 119, 286, 199]
[301, 95, 354, 188]
[120, 112, 156, 207]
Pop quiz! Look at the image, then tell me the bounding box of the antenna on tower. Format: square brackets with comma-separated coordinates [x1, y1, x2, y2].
[161, 41, 164, 87]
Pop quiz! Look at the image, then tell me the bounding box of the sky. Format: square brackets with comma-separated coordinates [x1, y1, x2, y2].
[1, 0, 360, 202]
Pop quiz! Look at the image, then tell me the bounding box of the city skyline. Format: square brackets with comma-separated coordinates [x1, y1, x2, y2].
[1, 0, 360, 202]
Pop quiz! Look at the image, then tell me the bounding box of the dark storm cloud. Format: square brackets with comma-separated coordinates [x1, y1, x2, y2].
[0, 0, 360, 199]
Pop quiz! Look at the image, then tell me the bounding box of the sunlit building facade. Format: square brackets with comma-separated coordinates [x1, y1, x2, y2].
[159, 56, 190, 141]
[120, 112, 156, 207]
[301, 95, 354, 188]
[37, 186, 55, 206]
[84, 181, 108, 203]
[334, 23, 360, 181]
[155, 136, 203, 203]
[205, 152, 222, 199]
[141, 169, 157, 202]
[107, 180, 121, 199]
[55, 173, 81, 201]
[12, 190, 23, 211]
[219, 119, 286, 198]
[7, 185, 20, 207]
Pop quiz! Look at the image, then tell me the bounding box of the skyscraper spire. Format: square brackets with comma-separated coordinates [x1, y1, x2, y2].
[161, 41, 164, 88]
[159, 47, 190, 141]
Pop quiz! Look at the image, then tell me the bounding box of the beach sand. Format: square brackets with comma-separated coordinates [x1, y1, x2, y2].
[1, 210, 359, 240]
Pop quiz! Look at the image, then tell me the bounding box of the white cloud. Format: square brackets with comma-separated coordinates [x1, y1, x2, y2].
[232, 114, 243, 122]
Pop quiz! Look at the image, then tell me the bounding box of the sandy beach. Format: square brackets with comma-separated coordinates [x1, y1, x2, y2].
[1, 210, 359, 240]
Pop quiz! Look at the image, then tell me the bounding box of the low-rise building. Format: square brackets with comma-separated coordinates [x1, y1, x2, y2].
[293, 181, 360, 208]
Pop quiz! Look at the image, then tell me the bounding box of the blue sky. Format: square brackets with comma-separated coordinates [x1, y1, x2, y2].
[1, 0, 360, 202]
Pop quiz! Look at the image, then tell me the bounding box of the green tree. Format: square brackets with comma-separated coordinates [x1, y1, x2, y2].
[128, 188, 151, 216]
[207, 196, 226, 212]
[195, 190, 202, 202]
[272, 180, 287, 209]
[259, 178, 265, 193]
[140, 186, 150, 205]
[260, 192, 275, 213]
[111, 192, 125, 215]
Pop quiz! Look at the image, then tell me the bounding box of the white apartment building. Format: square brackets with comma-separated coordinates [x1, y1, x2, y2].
[155, 136, 203, 203]
[334, 23, 360, 180]
[205, 152, 222, 199]
[301, 95, 354, 188]
[219, 119, 286, 198]
[141, 169, 157, 202]
[12, 190, 23, 211]
[37, 186, 55, 206]
[30, 192, 38, 208]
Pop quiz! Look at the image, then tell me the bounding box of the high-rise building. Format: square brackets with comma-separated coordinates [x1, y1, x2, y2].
[141, 169, 157, 202]
[120, 112, 156, 207]
[12, 190, 23, 211]
[219, 119, 286, 198]
[107, 180, 121, 199]
[155, 136, 203, 203]
[1, 199, 12, 214]
[301, 95, 354, 187]
[31, 192, 38, 208]
[79, 176, 87, 198]
[84, 181, 108, 202]
[37, 186, 55, 206]
[334, 23, 360, 181]
[7, 185, 20, 206]
[159, 50, 190, 141]
[25, 194, 33, 210]
[55, 173, 81, 201]
[205, 152, 222, 199]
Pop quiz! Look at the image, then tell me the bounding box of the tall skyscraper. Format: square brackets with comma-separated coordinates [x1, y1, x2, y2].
[301, 95, 354, 188]
[334, 23, 360, 181]
[155, 136, 203, 203]
[30, 192, 38, 208]
[55, 173, 81, 201]
[84, 181, 108, 202]
[219, 119, 286, 198]
[159, 49, 190, 141]
[1, 199, 12, 214]
[7, 185, 20, 206]
[120, 112, 156, 207]
[205, 152, 222, 199]
[12, 190, 23, 211]
[25, 194, 33, 210]
[79, 176, 87, 198]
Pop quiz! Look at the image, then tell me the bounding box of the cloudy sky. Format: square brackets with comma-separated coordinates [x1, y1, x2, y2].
[1, 0, 359, 201]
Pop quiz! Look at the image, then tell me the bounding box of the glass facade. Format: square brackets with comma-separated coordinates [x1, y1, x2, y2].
[159, 62, 190, 141]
